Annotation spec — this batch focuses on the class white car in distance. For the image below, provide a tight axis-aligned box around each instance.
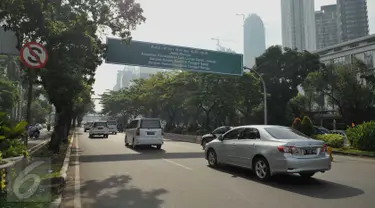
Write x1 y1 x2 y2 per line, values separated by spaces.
107 120 118 135
89 121 110 138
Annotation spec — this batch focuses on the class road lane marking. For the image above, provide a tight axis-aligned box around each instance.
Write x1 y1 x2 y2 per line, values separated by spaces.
162 158 193 170
74 133 82 208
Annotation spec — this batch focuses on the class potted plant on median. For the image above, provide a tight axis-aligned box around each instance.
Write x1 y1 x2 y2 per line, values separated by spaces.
0 112 28 160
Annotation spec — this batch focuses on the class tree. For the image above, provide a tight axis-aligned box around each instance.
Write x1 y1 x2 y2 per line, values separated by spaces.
0 0 146 152
231 73 263 124
301 116 314 136
0 75 19 112
288 94 309 118
100 71 264 134
291 117 303 132
255 46 322 125
30 99 52 124
303 63 375 124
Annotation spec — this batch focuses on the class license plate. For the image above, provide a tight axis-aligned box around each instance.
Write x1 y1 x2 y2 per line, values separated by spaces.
147 131 155 135
302 148 317 155
98 127 103 130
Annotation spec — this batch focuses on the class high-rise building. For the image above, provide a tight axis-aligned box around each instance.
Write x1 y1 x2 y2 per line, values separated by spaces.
121 70 135 88
243 14 266 68
315 5 340 49
121 66 138 88
139 67 164 79
281 0 316 51
112 70 123 91
337 0 369 42
315 0 369 49
0 27 18 56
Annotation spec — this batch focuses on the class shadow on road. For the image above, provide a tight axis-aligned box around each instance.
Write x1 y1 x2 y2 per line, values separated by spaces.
79 149 204 163
63 175 167 208
129 145 167 154
88 136 108 139
214 165 364 199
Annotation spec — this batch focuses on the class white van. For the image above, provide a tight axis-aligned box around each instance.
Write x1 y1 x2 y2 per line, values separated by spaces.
107 120 118 134
89 121 109 138
125 118 164 149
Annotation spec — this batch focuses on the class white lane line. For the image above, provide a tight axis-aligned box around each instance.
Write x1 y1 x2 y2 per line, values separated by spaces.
74 133 82 208
162 158 193 170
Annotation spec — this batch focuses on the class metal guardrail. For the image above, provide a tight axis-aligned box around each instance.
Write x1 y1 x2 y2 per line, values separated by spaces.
164 133 202 144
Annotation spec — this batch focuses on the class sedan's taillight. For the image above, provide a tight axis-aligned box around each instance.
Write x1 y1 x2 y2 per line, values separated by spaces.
277 145 297 154
321 144 328 152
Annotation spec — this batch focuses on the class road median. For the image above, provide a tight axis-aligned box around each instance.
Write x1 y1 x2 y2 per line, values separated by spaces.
164 133 202 144
164 133 375 159
333 148 375 158
0 130 74 208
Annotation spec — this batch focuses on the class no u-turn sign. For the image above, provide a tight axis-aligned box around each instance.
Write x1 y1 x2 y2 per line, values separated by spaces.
20 42 48 69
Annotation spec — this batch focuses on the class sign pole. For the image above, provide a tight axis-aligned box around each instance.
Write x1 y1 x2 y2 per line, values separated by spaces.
24 69 34 147
20 41 49 148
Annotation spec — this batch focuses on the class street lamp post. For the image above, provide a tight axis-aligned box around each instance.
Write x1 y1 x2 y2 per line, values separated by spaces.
243 66 267 125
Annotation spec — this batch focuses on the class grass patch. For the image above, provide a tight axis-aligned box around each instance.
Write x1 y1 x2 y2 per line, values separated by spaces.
0 134 73 207
333 146 375 156
32 135 73 175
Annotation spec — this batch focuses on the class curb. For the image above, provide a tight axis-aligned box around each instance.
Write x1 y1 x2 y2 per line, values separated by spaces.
49 132 75 208
332 150 375 158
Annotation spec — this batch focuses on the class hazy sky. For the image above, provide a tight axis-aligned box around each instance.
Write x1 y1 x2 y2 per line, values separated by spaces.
93 0 375 110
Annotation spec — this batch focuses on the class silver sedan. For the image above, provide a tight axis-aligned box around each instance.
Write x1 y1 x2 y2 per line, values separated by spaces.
204 125 332 180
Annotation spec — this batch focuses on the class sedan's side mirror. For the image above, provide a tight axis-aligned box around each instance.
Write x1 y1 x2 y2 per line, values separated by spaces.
218 135 223 141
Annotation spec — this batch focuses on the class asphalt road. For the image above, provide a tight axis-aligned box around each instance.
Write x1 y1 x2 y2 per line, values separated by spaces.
61 129 375 208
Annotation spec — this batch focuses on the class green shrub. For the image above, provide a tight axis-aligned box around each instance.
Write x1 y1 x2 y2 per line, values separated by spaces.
1 140 27 158
346 121 375 151
301 116 314 136
292 117 302 132
315 134 345 148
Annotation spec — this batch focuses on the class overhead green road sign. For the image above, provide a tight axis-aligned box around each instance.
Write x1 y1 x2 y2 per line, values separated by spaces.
106 38 243 76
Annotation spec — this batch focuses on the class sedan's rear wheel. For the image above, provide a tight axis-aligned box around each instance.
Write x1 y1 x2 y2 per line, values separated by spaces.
254 157 270 181
207 149 218 167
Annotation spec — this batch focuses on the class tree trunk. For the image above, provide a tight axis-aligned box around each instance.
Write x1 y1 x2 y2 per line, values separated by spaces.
49 110 64 153
72 116 77 127
63 111 72 143
77 116 83 126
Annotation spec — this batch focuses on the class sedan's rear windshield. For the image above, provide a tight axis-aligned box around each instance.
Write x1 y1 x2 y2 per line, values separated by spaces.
264 127 309 140
94 122 107 127
140 120 161 129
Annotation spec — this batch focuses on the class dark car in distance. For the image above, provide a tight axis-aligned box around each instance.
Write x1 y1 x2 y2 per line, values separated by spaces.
201 126 232 150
